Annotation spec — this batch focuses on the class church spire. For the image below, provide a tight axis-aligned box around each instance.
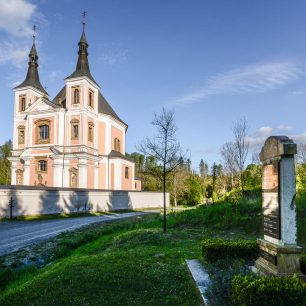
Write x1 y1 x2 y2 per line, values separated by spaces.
66 11 98 86
14 25 48 96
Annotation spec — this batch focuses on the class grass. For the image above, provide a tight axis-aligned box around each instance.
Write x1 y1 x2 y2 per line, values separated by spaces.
0 197 304 306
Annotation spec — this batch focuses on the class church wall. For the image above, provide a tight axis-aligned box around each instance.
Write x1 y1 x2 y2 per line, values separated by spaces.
98 122 106 155
110 163 114 190
111 126 124 154
98 162 107 189
29 158 54 186
121 164 133 190
30 115 55 146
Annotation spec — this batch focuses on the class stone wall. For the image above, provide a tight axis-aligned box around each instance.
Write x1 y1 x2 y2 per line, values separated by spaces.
0 186 170 218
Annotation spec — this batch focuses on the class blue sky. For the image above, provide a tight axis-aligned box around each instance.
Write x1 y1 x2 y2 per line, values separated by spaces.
1 0 306 171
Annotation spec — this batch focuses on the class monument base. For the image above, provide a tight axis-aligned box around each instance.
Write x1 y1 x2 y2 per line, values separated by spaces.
255 239 303 277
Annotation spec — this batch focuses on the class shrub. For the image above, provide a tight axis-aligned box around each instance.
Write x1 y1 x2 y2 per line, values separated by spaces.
0 268 12 288
232 274 306 306
301 254 306 275
202 239 259 262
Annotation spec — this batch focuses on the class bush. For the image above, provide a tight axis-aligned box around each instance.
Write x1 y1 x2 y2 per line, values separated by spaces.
232 274 306 306
0 268 12 288
178 176 203 206
301 254 306 275
202 239 259 262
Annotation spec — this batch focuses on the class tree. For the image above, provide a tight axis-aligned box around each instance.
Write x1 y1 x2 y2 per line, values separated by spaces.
233 118 249 193
220 142 237 189
139 108 184 232
178 176 203 206
0 140 12 185
199 159 209 178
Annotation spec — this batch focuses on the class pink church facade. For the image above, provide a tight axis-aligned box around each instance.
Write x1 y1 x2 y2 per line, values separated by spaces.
9 26 141 191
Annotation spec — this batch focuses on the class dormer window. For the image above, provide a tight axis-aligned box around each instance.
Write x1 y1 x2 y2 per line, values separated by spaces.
114 138 121 152
73 88 80 104
89 90 93 108
19 96 26 112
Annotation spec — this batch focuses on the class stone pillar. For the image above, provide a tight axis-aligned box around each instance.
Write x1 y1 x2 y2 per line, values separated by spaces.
53 158 63 187
255 136 303 276
11 162 17 185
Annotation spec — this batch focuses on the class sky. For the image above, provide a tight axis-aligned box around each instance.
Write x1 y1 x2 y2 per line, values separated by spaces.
1 0 306 171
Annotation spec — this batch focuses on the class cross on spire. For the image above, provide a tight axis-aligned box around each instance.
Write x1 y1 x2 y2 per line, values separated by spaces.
32 24 36 43
82 10 87 31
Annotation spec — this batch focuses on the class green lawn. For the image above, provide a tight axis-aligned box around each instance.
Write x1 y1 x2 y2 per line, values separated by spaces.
0 198 304 306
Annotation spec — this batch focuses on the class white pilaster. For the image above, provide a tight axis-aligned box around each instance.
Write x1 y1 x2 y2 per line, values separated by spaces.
63 159 70 187
114 161 122 190
53 159 63 187
24 160 30 185
11 162 17 185
78 159 87 188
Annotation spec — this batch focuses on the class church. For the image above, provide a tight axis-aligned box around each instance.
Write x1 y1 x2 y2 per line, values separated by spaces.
9 23 141 191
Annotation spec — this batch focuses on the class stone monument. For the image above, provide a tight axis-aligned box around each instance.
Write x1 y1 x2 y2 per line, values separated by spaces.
255 136 303 276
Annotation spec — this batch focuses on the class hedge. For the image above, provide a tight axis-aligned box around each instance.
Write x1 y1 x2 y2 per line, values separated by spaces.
202 239 259 262
232 274 306 306
301 254 306 275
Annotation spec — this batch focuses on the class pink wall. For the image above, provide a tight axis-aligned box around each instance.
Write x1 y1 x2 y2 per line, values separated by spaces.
111 126 123 153
121 164 132 190
98 122 106 155
30 158 53 186
135 180 141 191
98 163 107 189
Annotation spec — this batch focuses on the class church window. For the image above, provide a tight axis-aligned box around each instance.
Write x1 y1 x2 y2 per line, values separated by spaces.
19 96 26 112
125 167 129 179
35 119 51 144
18 125 25 144
70 119 79 140
114 138 121 152
89 90 93 108
88 122 94 142
39 125 49 140
74 88 80 104
37 160 47 172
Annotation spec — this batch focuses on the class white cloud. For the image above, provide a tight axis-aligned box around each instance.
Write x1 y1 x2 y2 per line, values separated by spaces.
291 90 304 96
170 61 304 106
277 125 293 131
0 40 28 68
99 49 128 65
0 0 37 37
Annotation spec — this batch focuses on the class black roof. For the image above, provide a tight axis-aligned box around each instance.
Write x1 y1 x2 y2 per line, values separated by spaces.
108 150 133 161
14 42 48 96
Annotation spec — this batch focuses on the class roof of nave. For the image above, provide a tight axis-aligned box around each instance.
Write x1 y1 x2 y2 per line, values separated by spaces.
108 150 133 162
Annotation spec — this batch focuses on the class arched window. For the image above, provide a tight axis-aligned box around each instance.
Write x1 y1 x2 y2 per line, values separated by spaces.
35 119 51 144
19 96 26 111
74 89 80 104
114 138 121 152
70 119 79 140
125 167 129 179
39 125 49 140
88 91 93 108
38 160 47 172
